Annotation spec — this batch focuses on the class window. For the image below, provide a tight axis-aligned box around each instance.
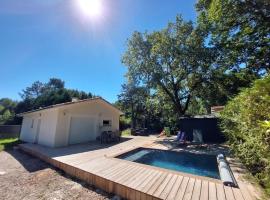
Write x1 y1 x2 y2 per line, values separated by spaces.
31 119 34 128
103 120 111 126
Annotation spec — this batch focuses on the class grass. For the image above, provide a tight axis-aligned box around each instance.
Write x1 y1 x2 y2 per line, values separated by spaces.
0 138 20 151
121 129 131 136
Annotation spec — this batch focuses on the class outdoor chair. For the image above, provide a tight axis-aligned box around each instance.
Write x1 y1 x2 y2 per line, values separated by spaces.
101 131 109 144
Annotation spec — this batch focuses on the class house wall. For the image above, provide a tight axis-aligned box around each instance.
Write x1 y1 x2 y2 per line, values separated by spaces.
20 113 39 143
54 100 120 147
20 109 59 147
37 110 58 147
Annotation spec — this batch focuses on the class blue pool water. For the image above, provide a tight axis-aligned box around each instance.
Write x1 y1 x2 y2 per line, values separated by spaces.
117 148 220 179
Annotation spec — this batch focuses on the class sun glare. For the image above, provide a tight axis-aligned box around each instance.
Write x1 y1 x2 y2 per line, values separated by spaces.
77 0 103 19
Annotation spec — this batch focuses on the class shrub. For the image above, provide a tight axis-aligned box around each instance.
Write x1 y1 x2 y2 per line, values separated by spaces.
164 127 171 137
220 75 270 195
121 129 131 136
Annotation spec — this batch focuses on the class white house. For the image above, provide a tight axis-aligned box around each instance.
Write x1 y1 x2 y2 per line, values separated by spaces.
18 97 123 147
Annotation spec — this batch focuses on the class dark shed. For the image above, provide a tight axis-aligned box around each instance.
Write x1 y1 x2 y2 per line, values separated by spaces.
179 115 225 143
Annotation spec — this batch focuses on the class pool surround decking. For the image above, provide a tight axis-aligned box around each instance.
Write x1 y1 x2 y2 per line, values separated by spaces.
18 136 262 200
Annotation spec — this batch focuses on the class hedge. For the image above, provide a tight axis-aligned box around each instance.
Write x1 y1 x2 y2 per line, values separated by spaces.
220 75 270 195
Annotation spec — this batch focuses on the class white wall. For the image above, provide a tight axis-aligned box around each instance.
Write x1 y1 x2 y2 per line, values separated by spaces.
37 110 58 147
20 99 120 147
20 113 39 143
20 109 59 147
54 99 120 147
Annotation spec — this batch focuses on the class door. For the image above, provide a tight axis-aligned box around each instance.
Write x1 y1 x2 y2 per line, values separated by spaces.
68 116 96 145
35 119 41 144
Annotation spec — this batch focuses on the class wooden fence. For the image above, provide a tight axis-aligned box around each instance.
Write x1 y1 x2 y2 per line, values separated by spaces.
0 125 21 139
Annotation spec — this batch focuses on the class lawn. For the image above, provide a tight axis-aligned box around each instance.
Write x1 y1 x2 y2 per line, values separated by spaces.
0 138 20 151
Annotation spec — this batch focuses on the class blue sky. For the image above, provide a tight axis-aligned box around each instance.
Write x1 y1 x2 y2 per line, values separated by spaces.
0 0 197 103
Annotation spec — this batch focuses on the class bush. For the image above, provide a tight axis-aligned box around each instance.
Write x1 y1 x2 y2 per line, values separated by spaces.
220 75 270 195
121 129 131 136
164 127 171 137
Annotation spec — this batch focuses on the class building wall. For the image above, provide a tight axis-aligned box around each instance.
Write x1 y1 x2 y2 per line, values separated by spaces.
20 110 58 147
54 100 120 147
37 110 58 147
20 114 39 143
20 99 120 147
179 118 225 143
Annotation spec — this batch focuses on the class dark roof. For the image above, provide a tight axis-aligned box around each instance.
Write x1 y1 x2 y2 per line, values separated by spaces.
17 97 123 116
179 114 218 119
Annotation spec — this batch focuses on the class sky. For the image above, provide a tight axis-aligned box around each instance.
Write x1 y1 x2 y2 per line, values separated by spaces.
0 0 197 103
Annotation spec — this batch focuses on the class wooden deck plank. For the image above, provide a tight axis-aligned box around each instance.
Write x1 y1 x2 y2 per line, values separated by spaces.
135 170 162 200
153 173 173 198
224 186 235 200
166 175 183 200
120 166 148 186
238 182 254 200
109 164 139 181
216 184 226 200
191 179 202 200
232 187 244 200
209 182 217 200
90 161 126 178
136 168 161 192
141 171 163 193
105 163 136 181
183 178 195 200
130 166 156 199
96 162 127 177
199 181 208 200
159 174 178 199
147 172 168 195
175 176 190 200
127 166 156 189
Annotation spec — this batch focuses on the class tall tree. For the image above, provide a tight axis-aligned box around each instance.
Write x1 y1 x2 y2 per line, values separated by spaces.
19 81 44 99
122 15 214 117
196 0 270 74
117 82 148 128
0 98 18 124
16 78 93 113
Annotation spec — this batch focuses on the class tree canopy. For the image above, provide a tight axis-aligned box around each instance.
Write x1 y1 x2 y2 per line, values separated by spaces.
15 78 94 114
0 98 18 125
122 16 214 117
196 0 270 74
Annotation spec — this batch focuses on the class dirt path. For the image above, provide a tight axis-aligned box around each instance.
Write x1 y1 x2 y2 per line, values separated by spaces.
0 149 112 200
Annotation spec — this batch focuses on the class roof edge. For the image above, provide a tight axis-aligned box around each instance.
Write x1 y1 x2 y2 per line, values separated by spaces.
17 97 123 117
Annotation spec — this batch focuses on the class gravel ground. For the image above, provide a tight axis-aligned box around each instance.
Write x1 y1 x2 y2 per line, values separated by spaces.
0 148 112 200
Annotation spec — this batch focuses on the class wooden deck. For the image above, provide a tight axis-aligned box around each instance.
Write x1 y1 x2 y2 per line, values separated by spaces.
19 136 261 200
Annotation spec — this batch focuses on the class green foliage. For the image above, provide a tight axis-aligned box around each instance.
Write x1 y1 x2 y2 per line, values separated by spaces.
16 78 93 113
121 129 131 136
0 98 18 125
117 82 149 128
220 75 270 194
164 127 171 137
122 15 214 117
119 115 131 130
196 0 270 74
0 138 20 151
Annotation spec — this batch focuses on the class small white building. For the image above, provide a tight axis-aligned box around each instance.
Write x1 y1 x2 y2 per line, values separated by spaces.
18 97 123 147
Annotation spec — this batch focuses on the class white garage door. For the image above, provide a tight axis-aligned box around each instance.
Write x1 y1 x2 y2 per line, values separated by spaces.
68 116 96 145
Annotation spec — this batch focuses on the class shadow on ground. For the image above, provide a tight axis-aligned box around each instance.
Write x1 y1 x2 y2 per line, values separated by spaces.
1 149 111 199
153 137 231 155
6 148 50 172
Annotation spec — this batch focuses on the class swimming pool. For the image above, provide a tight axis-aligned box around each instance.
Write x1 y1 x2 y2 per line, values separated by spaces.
116 147 220 179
